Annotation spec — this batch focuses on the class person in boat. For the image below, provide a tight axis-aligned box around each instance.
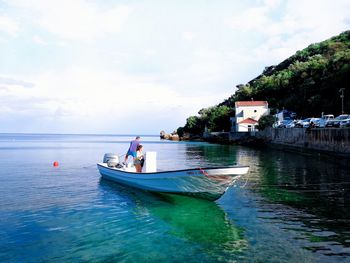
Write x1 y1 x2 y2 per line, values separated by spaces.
134 144 144 172
124 136 141 164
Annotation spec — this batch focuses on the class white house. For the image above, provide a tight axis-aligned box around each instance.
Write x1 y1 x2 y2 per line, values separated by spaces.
230 101 269 132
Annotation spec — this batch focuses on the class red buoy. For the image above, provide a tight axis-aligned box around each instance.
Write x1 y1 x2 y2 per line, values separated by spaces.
53 161 59 167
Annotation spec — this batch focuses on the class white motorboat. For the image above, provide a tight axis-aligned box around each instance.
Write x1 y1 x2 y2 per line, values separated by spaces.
97 152 249 201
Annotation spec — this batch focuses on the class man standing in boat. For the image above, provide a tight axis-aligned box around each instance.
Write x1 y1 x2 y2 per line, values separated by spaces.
124 136 141 164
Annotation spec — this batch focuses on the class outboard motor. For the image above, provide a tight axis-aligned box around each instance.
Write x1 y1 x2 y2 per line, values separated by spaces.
103 153 119 167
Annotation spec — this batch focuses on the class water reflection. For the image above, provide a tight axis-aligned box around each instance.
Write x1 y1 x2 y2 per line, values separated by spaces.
186 144 350 259
98 180 247 256
189 143 350 217
250 149 350 216
250 150 350 258
149 194 246 249
184 144 240 167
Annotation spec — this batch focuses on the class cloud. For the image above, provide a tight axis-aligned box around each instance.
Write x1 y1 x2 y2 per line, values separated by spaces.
0 77 35 88
228 0 350 37
227 0 350 64
226 2 300 38
284 0 350 38
32 35 48 45
0 15 19 36
261 0 283 8
0 68 222 133
183 31 196 41
7 0 132 41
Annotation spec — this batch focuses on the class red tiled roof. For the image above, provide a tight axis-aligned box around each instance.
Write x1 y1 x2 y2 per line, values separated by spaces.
238 118 258 124
235 101 268 107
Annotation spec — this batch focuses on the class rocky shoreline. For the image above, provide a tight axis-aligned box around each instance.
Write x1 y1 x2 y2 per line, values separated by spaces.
160 130 233 143
159 130 203 141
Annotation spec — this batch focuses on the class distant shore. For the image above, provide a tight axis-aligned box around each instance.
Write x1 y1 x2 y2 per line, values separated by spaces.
161 128 350 158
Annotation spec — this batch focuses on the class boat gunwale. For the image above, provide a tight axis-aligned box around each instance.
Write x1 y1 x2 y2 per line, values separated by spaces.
97 163 249 175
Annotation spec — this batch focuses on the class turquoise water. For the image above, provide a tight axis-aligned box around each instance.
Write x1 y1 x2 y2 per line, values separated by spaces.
1 134 350 262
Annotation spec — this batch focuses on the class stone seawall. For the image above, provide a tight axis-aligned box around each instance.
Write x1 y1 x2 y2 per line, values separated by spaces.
197 129 350 157
203 132 230 143
258 128 350 156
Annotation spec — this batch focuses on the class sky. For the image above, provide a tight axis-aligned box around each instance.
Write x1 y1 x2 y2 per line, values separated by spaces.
0 0 349 134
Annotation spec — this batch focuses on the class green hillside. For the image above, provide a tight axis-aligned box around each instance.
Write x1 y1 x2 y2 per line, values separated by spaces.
178 30 350 136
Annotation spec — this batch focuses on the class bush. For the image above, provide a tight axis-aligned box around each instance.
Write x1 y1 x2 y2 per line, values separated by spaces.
257 115 276 131
177 127 184 137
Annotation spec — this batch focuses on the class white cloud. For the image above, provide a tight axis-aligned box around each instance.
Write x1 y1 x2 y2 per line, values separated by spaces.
0 15 19 36
226 3 298 37
228 0 350 37
0 77 34 88
32 35 48 45
0 68 222 133
262 0 283 8
227 6 268 32
183 31 196 41
144 49 156 57
227 0 350 64
7 0 132 41
284 0 350 39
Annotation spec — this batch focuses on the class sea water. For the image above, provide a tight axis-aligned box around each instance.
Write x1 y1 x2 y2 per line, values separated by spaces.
1 134 350 262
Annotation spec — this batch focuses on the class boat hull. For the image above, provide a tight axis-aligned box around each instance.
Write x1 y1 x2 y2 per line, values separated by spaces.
97 163 249 201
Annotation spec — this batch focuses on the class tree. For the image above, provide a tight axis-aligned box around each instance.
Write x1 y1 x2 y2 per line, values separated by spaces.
208 105 232 132
183 116 203 135
257 115 276 131
176 126 184 137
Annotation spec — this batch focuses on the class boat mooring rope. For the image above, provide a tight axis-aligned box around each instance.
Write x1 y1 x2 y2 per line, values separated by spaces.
199 167 209 177
241 174 250 188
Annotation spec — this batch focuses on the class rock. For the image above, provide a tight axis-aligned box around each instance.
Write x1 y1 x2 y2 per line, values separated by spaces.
181 133 191 140
160 130 166 139
160 131 180 141
170 134 179 141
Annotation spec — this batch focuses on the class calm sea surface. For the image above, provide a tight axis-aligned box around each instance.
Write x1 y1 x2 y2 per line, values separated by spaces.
1 134 350 262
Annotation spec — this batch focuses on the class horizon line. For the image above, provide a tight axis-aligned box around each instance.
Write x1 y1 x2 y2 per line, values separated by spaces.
0 132 159 137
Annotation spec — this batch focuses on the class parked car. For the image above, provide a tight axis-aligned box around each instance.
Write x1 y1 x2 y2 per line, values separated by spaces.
286 120 297 128
301 118 312 128
340 118 350 128
322 114 334 121
294 118 313 128
309 115 333 128
308 118 320 128
277 119 294 128
294 119 304 128
315 118 327 128
326 114 350 127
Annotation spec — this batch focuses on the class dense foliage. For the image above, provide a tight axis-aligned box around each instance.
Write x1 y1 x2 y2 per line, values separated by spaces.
178 106 234 135
178 31 350 135
257 115 277 130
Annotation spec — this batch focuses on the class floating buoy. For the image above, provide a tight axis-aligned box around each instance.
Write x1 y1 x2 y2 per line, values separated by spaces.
53 161 59 167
